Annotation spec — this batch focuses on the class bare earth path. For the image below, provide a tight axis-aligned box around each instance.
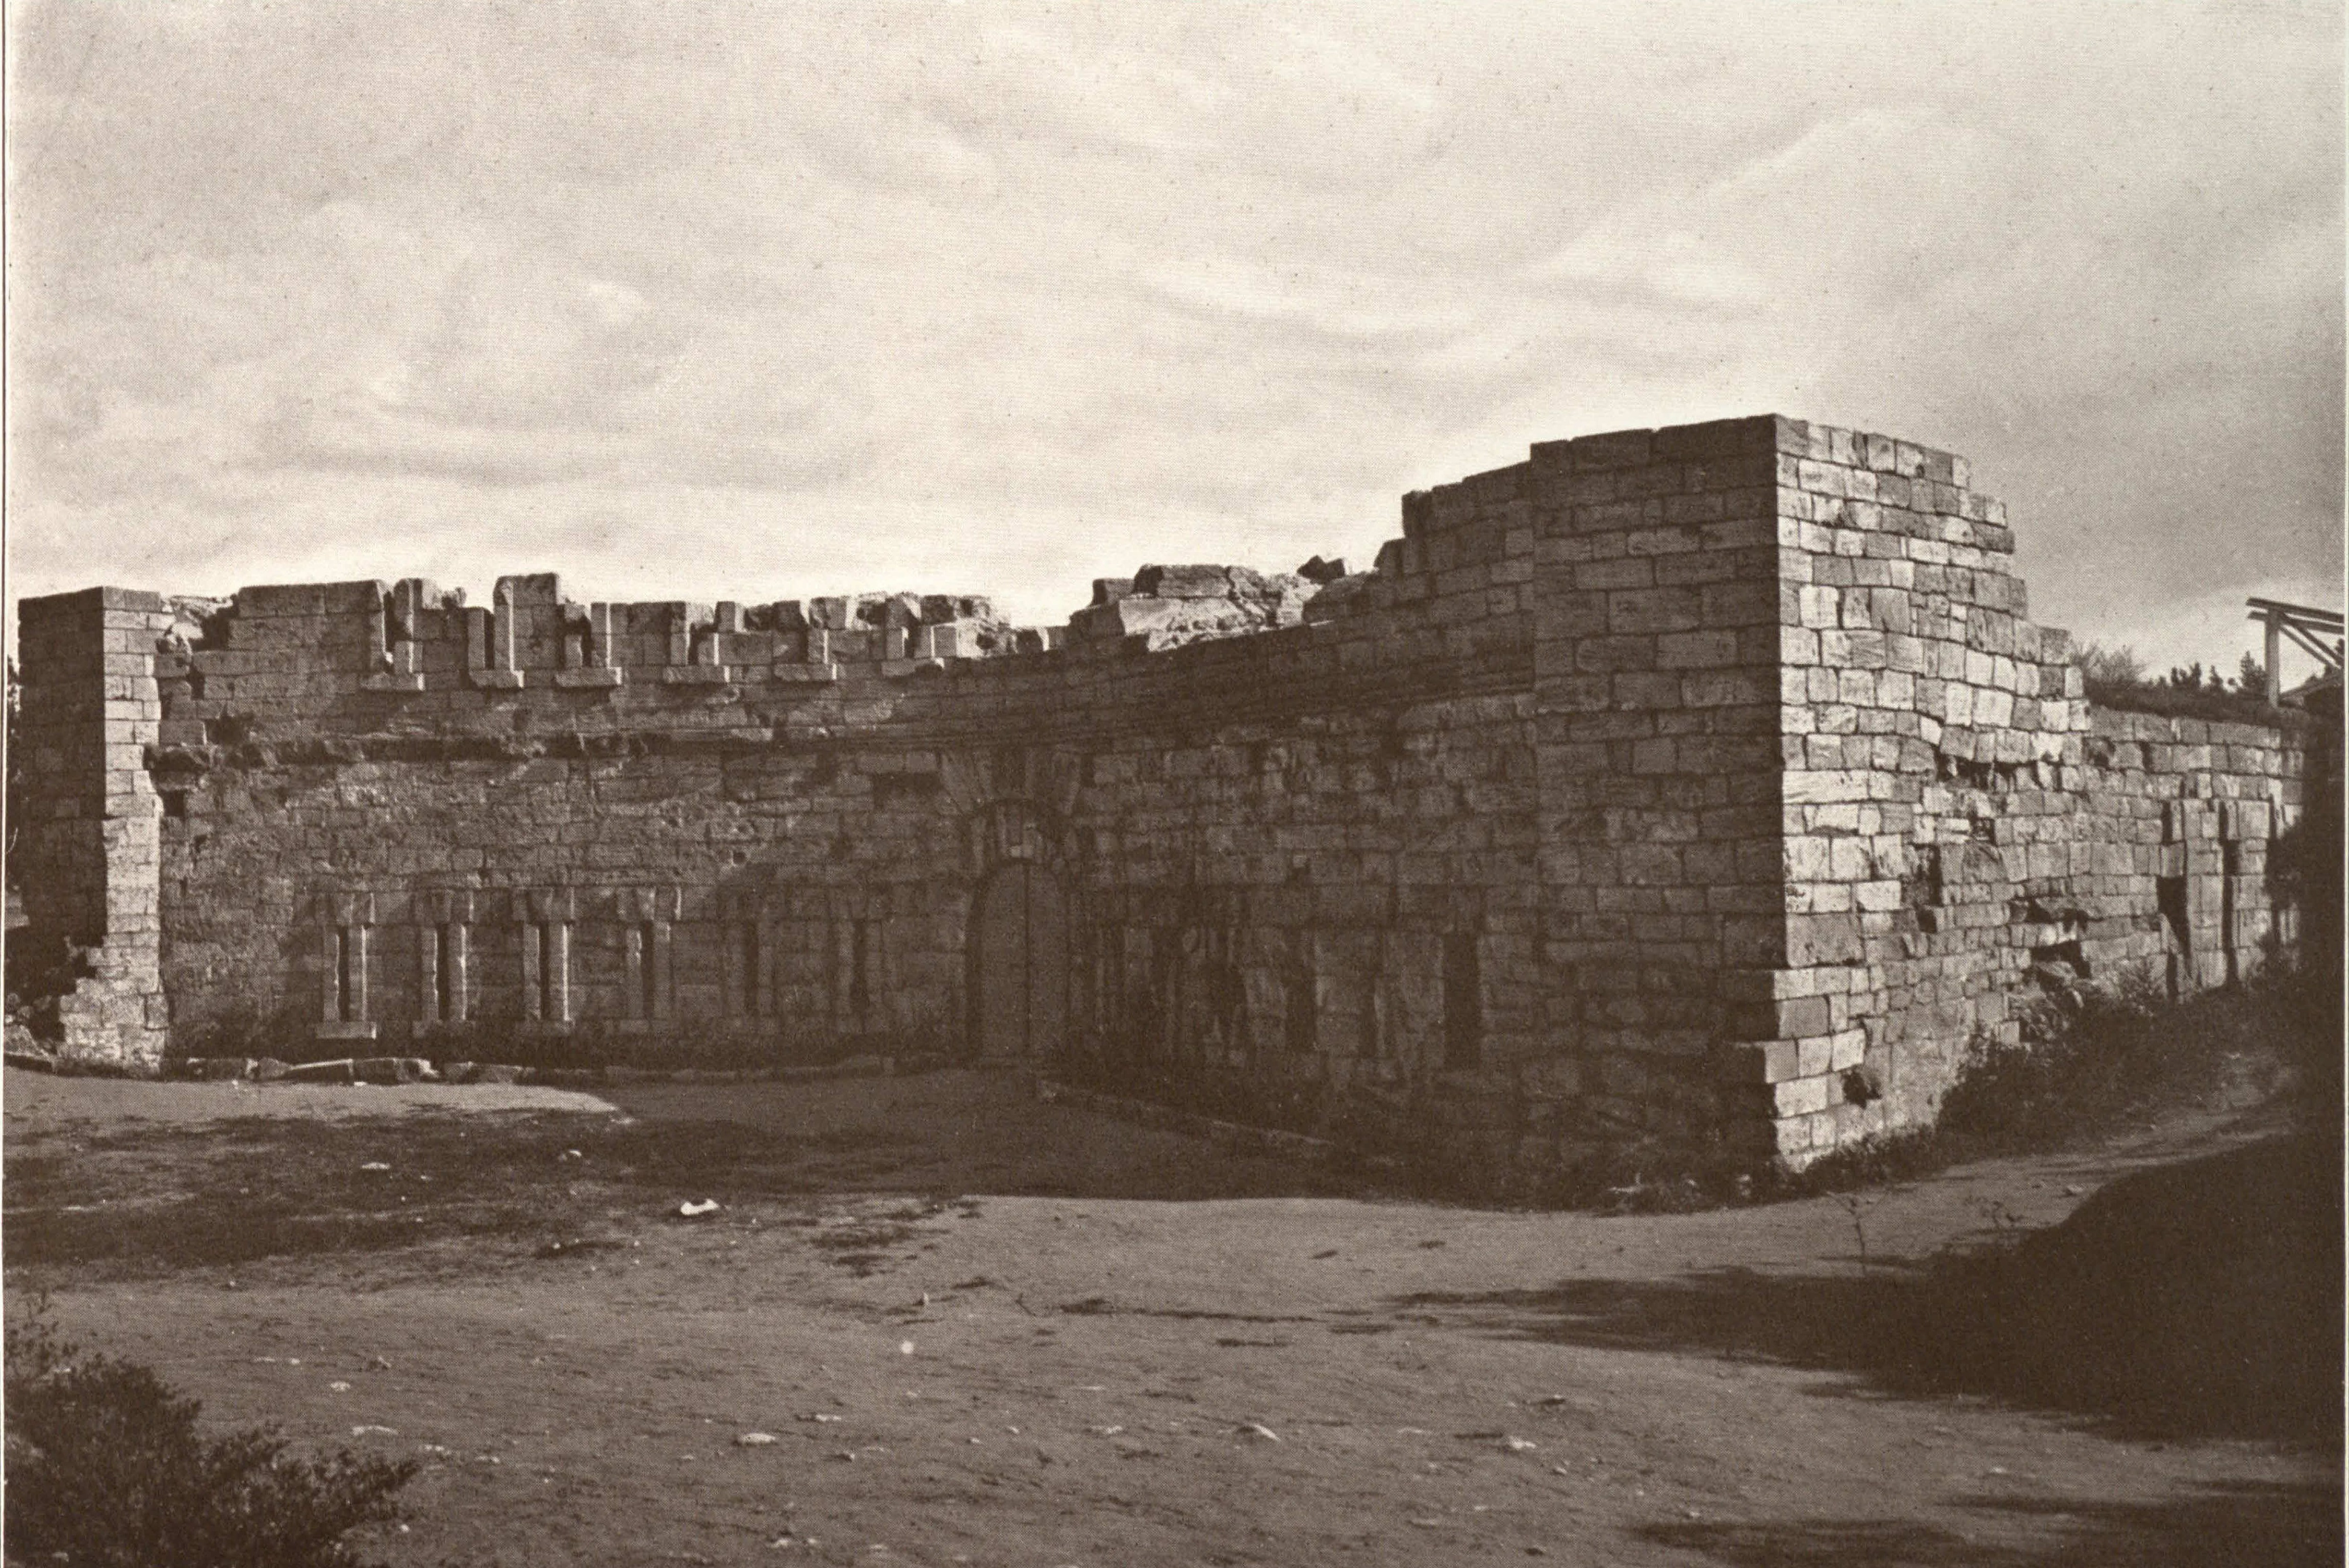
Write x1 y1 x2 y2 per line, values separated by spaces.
5 1067 2336 1566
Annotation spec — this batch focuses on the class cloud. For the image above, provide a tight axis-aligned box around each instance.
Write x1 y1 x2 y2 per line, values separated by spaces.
1145 256 1473 345
5 1 2339 668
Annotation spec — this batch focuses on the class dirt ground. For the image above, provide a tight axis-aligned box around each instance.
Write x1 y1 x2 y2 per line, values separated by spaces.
4 1066 2338 1567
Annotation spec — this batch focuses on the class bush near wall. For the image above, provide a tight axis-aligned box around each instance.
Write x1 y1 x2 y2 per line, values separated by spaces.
5 1306 418 1568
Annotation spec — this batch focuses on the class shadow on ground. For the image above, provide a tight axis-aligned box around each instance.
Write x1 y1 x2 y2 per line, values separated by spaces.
3 1070 1358 1280
1402 1132 2343 1447
1638 1478 2339 1568
588 1069 1366 1204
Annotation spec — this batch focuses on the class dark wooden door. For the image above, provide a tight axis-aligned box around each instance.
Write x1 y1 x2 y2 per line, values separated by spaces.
973 863 1068 1060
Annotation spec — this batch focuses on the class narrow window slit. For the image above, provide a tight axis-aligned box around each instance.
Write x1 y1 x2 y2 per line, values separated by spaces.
537 924 556 1020
640 922 660 1018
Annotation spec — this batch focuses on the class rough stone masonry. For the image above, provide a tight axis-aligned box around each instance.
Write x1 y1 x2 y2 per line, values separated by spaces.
11 415 2319 1182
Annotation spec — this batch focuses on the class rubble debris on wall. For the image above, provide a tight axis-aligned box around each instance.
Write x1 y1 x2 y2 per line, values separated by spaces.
12 415 2320 1185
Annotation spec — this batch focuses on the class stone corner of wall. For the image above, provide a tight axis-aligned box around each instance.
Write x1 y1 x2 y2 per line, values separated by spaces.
18 584 171 620
1521 413 1825 486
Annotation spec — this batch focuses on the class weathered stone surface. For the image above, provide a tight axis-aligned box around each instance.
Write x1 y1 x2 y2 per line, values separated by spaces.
10 414 2320 1191
1070 594 1272 648
1133 564 1233 599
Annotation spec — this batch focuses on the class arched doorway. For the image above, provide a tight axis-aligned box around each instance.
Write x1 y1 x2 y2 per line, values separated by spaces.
971 861 1069 1060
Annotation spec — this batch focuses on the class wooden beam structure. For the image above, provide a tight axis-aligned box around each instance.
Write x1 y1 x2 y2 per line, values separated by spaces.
2246 597 2344 705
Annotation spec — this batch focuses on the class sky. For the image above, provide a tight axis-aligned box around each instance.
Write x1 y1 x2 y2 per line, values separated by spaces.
7 0 2342 683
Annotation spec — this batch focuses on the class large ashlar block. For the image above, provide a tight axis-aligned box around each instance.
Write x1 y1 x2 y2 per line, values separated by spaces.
11 415 2315 1186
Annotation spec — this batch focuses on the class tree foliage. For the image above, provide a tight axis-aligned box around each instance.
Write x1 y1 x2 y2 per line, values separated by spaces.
2075 642 2294 724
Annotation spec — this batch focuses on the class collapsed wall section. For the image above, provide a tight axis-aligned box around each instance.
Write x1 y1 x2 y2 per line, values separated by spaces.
12 412 2321 1186
109 533 1548 1192
1069 457 1545 1183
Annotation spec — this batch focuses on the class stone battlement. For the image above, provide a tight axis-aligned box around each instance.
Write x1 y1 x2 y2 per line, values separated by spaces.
13 414 2322 1185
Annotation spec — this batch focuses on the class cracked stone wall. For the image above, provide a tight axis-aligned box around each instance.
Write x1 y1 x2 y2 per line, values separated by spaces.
1752 423 2311 1160
12 414 2316 1181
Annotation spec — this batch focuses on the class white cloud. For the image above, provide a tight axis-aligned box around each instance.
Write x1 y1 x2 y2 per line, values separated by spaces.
5 1 2339 669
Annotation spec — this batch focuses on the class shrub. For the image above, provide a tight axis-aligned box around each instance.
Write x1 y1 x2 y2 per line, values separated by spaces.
1711 963 2335 1208
4 930 91 1047
1940 963 2333 1150
2074 641 2307 728
2081 675 2304 728
2075 641 2148 687
5 1304 418 1568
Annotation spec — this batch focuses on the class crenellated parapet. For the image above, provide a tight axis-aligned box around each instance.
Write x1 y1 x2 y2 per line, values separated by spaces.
14 414 2325 1189
159 575 1044 728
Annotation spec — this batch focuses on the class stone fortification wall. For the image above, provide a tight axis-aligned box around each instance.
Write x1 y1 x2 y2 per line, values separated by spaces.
1757 425 2308 1158
1521 422 1791 1169
118 497 1554 1193
13 413 2320 1184
2076 708 2307 991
